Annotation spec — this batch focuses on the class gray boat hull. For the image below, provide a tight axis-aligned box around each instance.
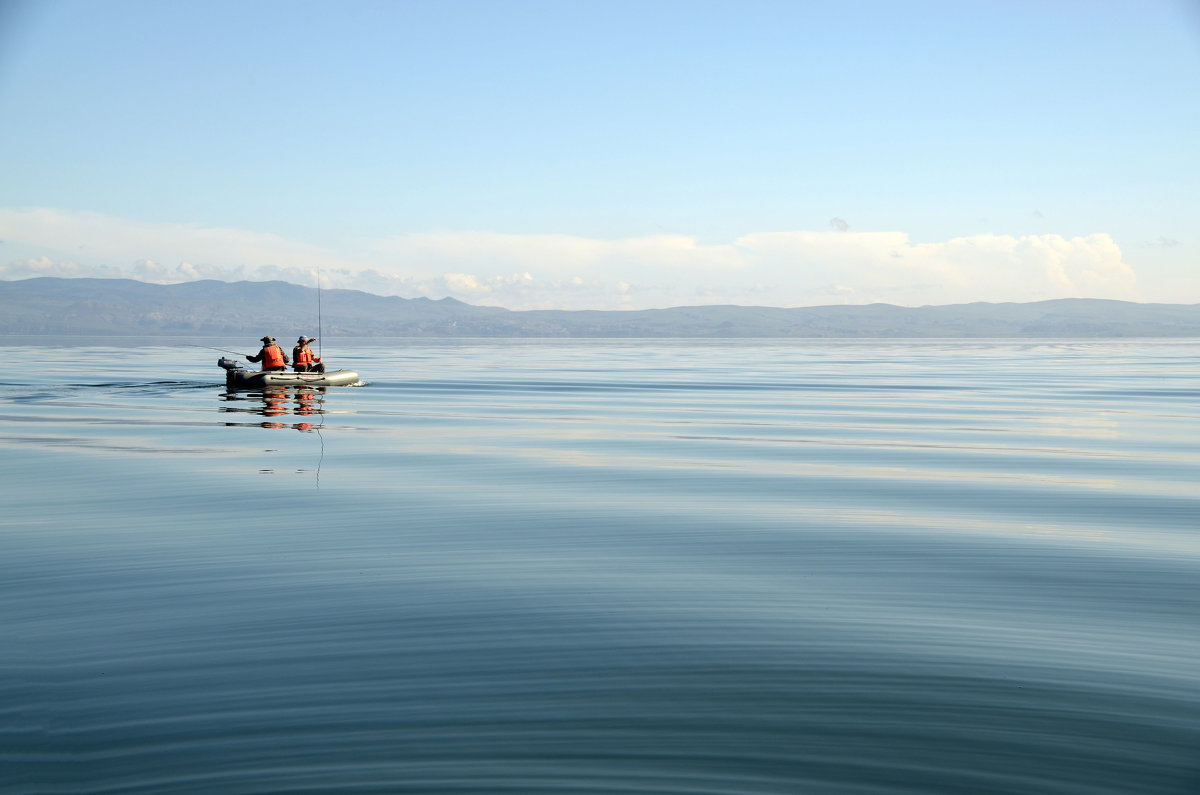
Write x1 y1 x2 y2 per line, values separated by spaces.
219 358 360 388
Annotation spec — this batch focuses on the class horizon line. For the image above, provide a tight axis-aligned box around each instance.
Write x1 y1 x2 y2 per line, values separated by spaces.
4 275 1196 312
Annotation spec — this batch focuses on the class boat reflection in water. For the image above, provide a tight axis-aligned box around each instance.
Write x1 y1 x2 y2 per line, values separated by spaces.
220 385 326 430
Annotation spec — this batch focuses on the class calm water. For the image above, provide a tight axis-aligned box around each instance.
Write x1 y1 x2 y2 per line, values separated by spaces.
1 338 1198 794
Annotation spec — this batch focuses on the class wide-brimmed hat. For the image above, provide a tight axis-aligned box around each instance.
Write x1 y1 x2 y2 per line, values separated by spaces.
261 336 275 343
297 336 310 343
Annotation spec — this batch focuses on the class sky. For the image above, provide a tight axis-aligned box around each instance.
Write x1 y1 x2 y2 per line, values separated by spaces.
0 0 1197 310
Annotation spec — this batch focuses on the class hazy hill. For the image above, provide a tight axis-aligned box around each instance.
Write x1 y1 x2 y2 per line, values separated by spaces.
3 277 1200 338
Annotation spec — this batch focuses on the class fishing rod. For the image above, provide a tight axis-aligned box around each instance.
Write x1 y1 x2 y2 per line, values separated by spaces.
186 344 253 358
316 265 323 361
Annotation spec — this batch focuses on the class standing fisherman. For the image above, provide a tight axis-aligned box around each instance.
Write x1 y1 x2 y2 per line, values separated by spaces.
247 336 289 371
292 336 324 373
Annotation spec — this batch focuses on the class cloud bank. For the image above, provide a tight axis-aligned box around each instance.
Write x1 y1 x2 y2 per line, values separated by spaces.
0 207 1144 310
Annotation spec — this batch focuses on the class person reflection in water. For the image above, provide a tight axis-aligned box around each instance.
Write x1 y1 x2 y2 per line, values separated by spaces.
247 336 289 371
292 336 324 373
294 389 318 431
296 390 317 415
261 387 287 428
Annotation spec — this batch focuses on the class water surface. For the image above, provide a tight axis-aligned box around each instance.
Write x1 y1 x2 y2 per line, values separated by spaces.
2 339 1198 793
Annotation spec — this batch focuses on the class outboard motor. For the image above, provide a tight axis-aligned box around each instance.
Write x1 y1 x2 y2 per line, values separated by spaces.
218 357 242 371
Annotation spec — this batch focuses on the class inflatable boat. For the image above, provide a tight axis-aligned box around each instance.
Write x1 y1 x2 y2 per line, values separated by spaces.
219 358 361 388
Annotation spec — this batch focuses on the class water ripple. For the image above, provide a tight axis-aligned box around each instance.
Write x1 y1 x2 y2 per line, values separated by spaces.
1 340 1198 793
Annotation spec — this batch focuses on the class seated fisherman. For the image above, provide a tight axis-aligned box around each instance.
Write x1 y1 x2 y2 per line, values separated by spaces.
247 336 289 371
292 336 325 373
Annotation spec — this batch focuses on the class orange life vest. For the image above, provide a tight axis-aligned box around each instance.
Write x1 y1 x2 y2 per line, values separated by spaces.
294 346 313 366
261 344 286 370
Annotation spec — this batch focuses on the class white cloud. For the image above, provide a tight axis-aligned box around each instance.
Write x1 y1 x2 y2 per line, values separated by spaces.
0 206 1151 310
735 230 1138 305
1146 236 1181 248
0 207 378 286
443 273 484 294
3 255 94 278
366 231 744 274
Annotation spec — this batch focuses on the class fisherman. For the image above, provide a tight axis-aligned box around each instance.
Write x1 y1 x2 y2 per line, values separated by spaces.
292 336 325 373
247 336 289 371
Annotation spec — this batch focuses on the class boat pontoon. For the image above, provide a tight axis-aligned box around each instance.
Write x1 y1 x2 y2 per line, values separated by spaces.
219 358 361 388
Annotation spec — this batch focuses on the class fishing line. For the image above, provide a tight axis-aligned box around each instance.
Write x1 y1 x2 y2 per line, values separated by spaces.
311 271 328 489
315 414 325 490
186 344 252 357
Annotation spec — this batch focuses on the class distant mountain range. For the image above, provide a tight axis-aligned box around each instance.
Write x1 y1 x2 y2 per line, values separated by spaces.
3 277 1200 338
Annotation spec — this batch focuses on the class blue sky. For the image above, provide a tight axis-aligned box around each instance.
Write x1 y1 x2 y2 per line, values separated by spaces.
1 0 1197 309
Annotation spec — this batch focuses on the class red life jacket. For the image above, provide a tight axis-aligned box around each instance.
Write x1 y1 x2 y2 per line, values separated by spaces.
294 346 313 366
261 344 286 370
